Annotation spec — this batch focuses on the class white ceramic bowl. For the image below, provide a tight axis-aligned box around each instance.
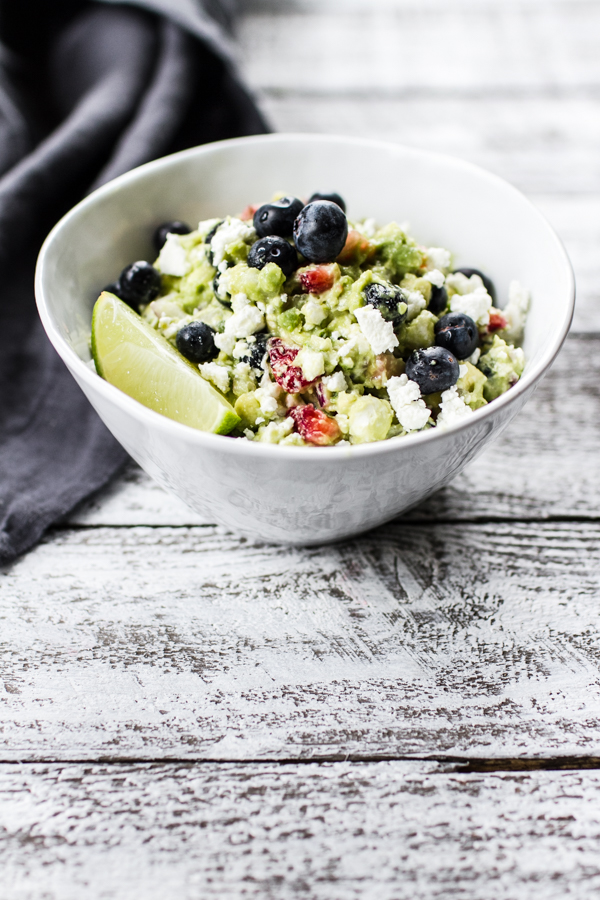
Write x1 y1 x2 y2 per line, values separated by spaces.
35 134 574 544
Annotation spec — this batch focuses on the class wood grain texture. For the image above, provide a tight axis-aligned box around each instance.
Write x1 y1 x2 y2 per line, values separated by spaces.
69 336 600 527
2 760 600 899
3 520 600 761
238 2 600 92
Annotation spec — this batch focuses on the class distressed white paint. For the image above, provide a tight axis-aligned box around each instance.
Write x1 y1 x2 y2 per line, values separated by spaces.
2 521 600 760
2 761 600 899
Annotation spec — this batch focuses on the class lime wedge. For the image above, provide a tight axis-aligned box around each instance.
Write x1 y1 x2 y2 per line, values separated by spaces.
91 292 240 435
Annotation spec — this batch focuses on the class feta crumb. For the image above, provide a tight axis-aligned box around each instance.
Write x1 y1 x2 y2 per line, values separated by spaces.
233 340 249 360
450 286 492 326
213 332 235 356
445 272 484 295
301 298 327 327
459 364 468 379
199 362 230 394
231 292 250 313
354 305 399 354
426 247 451 272
387 374 430 432
422 268 445 288
436 385 473 429
224 305 265 338
156 233 189 277
467 347 481 365
243 428 255 440
255 417 265 425
254 385 279 415
322 371 347 393
295 348 325 382
405 290 427 320
360 218 377 238
210 217 255 268
502 280 530 343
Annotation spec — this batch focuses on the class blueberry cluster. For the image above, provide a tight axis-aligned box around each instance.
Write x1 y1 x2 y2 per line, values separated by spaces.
247 193 349 276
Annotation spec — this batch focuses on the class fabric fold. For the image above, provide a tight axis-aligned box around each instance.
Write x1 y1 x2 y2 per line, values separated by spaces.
0 0 269 566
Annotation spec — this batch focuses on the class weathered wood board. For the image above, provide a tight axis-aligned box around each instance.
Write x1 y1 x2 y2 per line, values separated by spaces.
69 336 599 527
3 520 600 761
2 760 600 900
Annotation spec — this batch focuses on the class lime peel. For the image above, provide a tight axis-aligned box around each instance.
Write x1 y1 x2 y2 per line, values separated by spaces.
91 292 240 435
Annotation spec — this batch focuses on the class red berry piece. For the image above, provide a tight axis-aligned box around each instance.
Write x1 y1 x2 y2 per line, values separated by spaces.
488 310 507 332
287 405 342 446
267 338 314 393
299 264 336 294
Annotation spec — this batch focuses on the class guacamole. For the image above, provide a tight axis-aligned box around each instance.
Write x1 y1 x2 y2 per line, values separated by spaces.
97 194 529 445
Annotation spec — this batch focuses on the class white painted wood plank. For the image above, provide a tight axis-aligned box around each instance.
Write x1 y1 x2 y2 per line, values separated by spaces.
69 336 600 526
3 521 600 761
238 3 600 92
2 761 600 899
253 94 600 196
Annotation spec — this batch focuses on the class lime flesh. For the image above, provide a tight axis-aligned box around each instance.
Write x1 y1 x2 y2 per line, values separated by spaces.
91 292 240 435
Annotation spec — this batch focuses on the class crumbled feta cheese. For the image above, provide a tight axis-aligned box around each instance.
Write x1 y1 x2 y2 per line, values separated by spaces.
199 362 230 394
467 347 481 365
354 305 398 354
231 292 250 312
301 298 327 327
322 371 347 393
224 305 265 338
426 247 451 272
405 290 427 320
156 233 189 277
243 428 255 440
295 348 325 382
436 385 473 429
450 286 492 326
445 272 484 295
502 280 530 343
254 388 279 415
213 332 235 356
387 374 430 432
210 217 255 268
422 268 445 288
233 340 249 360
360 218 377 238
459 364 468 379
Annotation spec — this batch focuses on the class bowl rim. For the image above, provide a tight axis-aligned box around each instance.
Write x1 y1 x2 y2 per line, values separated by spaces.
35 132 576 462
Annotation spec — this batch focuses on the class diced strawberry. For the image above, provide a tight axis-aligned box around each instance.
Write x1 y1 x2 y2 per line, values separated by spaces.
268 337 314 393
299 264 336 294
239 204 258 221
287 405 342 446
488 310 507 332
336 229 375 265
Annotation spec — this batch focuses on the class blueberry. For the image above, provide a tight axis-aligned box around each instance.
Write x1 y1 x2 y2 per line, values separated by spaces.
308 192 346 213
453 267 495 302
175 321 218 364
293 200 348 264
428 284 448 316
117 261 162 308
434 312 479 360
405 346 460 395
253 197 304 238
240 333 269 372
247 236 298 277
364 282 407 326
153 220 191 253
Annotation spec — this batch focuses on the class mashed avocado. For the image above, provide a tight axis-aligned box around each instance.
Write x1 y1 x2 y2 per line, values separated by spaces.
118 196 530 446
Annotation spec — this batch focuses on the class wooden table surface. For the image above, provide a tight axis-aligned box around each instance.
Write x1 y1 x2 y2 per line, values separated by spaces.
3 1 600 896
